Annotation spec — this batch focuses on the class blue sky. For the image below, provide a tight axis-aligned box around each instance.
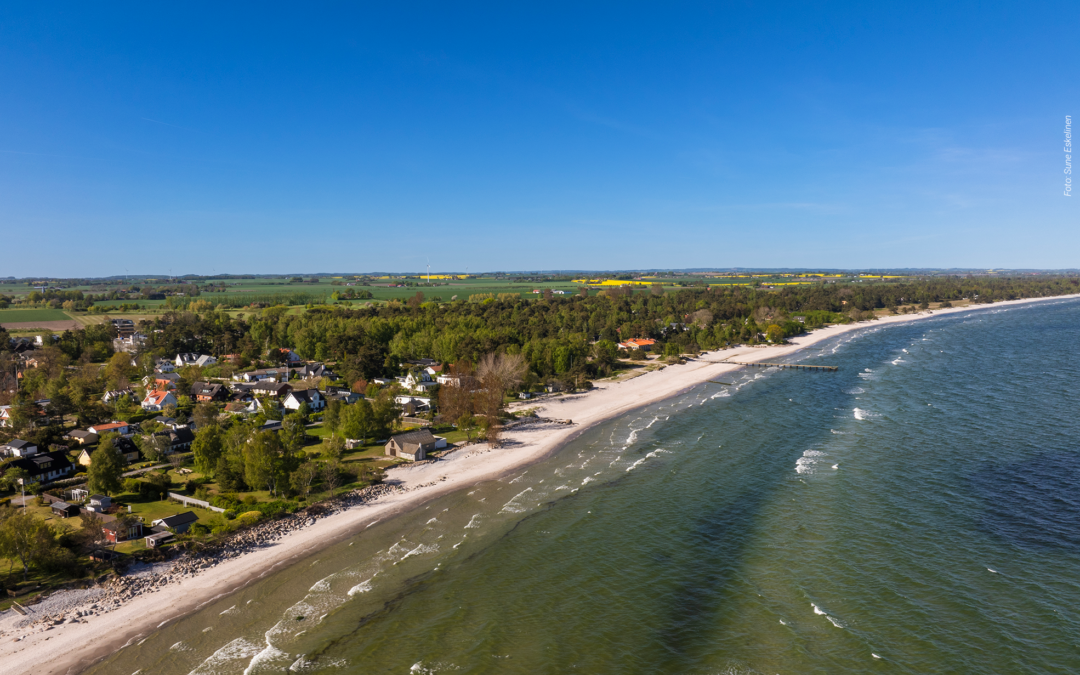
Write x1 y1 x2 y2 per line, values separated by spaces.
1 2 1075 276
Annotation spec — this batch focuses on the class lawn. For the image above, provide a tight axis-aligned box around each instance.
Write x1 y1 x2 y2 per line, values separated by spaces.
0 308 72 322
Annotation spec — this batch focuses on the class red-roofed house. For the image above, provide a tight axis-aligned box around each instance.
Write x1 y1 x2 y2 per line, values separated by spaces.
88 421 131 435
618 338 657 351
141 390 178 412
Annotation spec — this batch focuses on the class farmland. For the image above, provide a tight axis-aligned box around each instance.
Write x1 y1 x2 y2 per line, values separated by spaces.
0 308 72 322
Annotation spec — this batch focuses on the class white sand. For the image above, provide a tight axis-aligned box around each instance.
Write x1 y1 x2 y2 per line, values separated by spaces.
3 293 1077 675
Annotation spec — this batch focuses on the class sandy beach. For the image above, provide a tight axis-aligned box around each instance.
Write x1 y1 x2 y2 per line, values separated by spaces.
3 293 1078 675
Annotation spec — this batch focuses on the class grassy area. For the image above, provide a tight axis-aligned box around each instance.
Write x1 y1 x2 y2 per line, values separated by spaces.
0 308 73 322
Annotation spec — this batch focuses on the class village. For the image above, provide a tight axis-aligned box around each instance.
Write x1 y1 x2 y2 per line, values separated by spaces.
0 310 682 613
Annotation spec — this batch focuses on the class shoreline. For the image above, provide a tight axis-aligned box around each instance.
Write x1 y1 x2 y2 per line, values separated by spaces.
4 293 1079 675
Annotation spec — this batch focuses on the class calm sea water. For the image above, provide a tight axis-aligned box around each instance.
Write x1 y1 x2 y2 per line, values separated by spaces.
87 299 1080 675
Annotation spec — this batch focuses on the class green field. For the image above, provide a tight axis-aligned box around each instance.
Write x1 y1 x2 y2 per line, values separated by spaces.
0 308 72 322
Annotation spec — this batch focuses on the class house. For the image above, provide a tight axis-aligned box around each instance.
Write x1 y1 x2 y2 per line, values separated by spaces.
154 359 176 373
142 390 178 411
88 421 131 435
292 363 336 380
149 372 181 390
176 353 217 368
278 348 302 363
102 389 136 404
394 395 431 411
424 364 445 377
110 319 136 338
403 371 438 392
436 374 462 386
104 519 144 543
518 392 533 400
618 338 657 351
232 368 285 383
65 430 99 446
322 389 360 405
78 436 140 467
385 429 443 461
282 389 325 411
224 400 259 415
190 382 227 402
51 501 80 518
145 531 174 548
1 439 38 457
152 511 198 534
88 494 112 512
251 382 292 398
149 428 195 453
9 450 74 484
0 405 10 427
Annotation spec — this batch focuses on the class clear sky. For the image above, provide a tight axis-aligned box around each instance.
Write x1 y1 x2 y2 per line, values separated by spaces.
1 2 1076 277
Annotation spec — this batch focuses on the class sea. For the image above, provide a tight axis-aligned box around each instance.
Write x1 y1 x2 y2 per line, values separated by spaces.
86 298 1080 674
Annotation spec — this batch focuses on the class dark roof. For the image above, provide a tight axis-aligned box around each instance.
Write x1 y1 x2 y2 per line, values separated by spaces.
171 427 195 444
190 382 225 397
287 389 320 403
67 430 97 439
90 494 109 501
10 450 72 477
389 429 437 446
157 512 198 528
5 439 33 449
51 501 74 510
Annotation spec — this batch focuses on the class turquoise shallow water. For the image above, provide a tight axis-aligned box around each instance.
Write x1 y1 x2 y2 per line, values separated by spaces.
87 299 1080 674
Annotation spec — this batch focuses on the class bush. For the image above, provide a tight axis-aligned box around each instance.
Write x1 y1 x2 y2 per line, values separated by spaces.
237 511 263 527
184 480 198 494
243 495 258 506
188 522 211 536
223 510 236 520
123 478 141 494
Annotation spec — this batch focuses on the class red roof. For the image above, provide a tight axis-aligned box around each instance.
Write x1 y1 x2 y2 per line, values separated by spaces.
145 390 171 404
92 422 127 431
624 338 656 347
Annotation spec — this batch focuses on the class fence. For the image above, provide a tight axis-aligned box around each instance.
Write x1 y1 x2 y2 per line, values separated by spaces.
401 417 432 427
168 492 226 513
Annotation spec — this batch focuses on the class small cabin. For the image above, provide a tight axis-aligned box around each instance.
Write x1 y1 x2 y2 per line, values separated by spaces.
51 501 80 518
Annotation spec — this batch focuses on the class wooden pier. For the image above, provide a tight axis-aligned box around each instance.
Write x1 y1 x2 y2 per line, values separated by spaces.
729 361 838 372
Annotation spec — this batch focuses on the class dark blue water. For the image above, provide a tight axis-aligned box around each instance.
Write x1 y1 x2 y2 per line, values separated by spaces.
86 299 1080 674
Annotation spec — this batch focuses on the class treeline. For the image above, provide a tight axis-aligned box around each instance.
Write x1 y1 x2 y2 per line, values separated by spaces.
110 275 1076 386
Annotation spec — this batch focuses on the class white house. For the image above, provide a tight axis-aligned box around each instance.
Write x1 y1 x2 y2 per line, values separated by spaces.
403 371 438 392
282 389 325 412
1 439 38 458
394 394 431 408
176 353 217 368
436 374 461 386
141 390 178 411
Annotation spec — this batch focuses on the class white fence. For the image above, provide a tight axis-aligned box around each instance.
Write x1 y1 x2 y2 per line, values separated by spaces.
168 492 226 513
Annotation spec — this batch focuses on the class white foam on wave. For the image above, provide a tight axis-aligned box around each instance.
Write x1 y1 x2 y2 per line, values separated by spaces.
646 448 670 458
189 638 263 675
426 517 439 524
830 429 847 434
500 487 534 513
582 476 595 485
308 577 332 593
811 603 844 628
219 604 237 616
464 514 482 529
243 642 291 674
626 458 647 472
398 543 438 563
854 408 868 420
872 653 882 659
348 579 373 595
